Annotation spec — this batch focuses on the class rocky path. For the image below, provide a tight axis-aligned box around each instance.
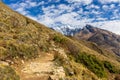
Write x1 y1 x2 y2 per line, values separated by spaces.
18 53 65 80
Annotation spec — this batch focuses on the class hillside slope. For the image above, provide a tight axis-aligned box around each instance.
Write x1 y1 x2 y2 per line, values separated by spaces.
0 2 120 80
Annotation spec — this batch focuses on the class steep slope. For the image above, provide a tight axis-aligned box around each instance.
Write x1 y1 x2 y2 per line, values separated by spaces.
0 2 120 80
74 25 120 59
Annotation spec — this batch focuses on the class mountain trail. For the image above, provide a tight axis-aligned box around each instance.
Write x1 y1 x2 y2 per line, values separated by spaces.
16 53 65 80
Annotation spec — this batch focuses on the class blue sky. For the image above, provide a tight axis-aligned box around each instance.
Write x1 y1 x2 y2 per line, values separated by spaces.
2 0 120 34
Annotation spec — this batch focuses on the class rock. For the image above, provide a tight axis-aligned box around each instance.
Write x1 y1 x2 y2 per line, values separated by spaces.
48 76 53 80
0 61 9 66
6 60 14 65
115 75 120 80
21 60 24 64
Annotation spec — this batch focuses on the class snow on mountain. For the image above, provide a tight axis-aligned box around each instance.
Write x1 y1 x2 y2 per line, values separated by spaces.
51 24 81 36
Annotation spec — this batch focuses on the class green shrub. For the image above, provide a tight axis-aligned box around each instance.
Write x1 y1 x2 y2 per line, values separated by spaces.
103 61 118 73
0 47 8 59
53 35 65 43
76 52 106 78
0 65 20 80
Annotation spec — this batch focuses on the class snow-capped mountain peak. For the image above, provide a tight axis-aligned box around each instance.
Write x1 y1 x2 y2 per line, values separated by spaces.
51 24 81 36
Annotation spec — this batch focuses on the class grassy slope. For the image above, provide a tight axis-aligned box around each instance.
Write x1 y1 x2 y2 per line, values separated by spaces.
0 2 120 80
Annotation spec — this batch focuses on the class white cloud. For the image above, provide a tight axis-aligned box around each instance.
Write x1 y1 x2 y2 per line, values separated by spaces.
16 7 28 15
58 4 74 12
85 4 100 9
112 9 120 19
96 17 107 21
47 0 60 3
102 4 116 11
8 0 120 35
38 3 93 27
54 12 79 24
26 15 37 21
9 0 41 10
66 0 93 5
91 20 120 34
55 0 60 2
102 5 109 10
38 1 45 5
39 4 120 35
39 16 54 26
77 8 83 14
91 10 102 15
99 0 120 4
28 2 37 7
110 4 115 8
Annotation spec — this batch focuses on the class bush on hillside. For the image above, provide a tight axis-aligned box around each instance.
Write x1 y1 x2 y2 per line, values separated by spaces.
0 65 20 80
76 52 106 78
53 35 65 43
103 61 118 73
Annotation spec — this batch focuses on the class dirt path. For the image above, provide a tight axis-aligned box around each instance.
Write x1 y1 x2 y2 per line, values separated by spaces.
17 53 65 80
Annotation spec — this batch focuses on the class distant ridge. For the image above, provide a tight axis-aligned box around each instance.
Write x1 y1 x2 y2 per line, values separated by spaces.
74 24 120 57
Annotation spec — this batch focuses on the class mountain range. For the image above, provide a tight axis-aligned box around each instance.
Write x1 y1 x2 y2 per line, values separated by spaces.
51 24 81 36
0 2 120 80
74 25 120 58
53 24 120 60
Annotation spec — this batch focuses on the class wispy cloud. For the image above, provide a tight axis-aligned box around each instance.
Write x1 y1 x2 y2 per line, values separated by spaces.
99 0 120 4
66 0 93 5
91 20 120 34
5 0 120 34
